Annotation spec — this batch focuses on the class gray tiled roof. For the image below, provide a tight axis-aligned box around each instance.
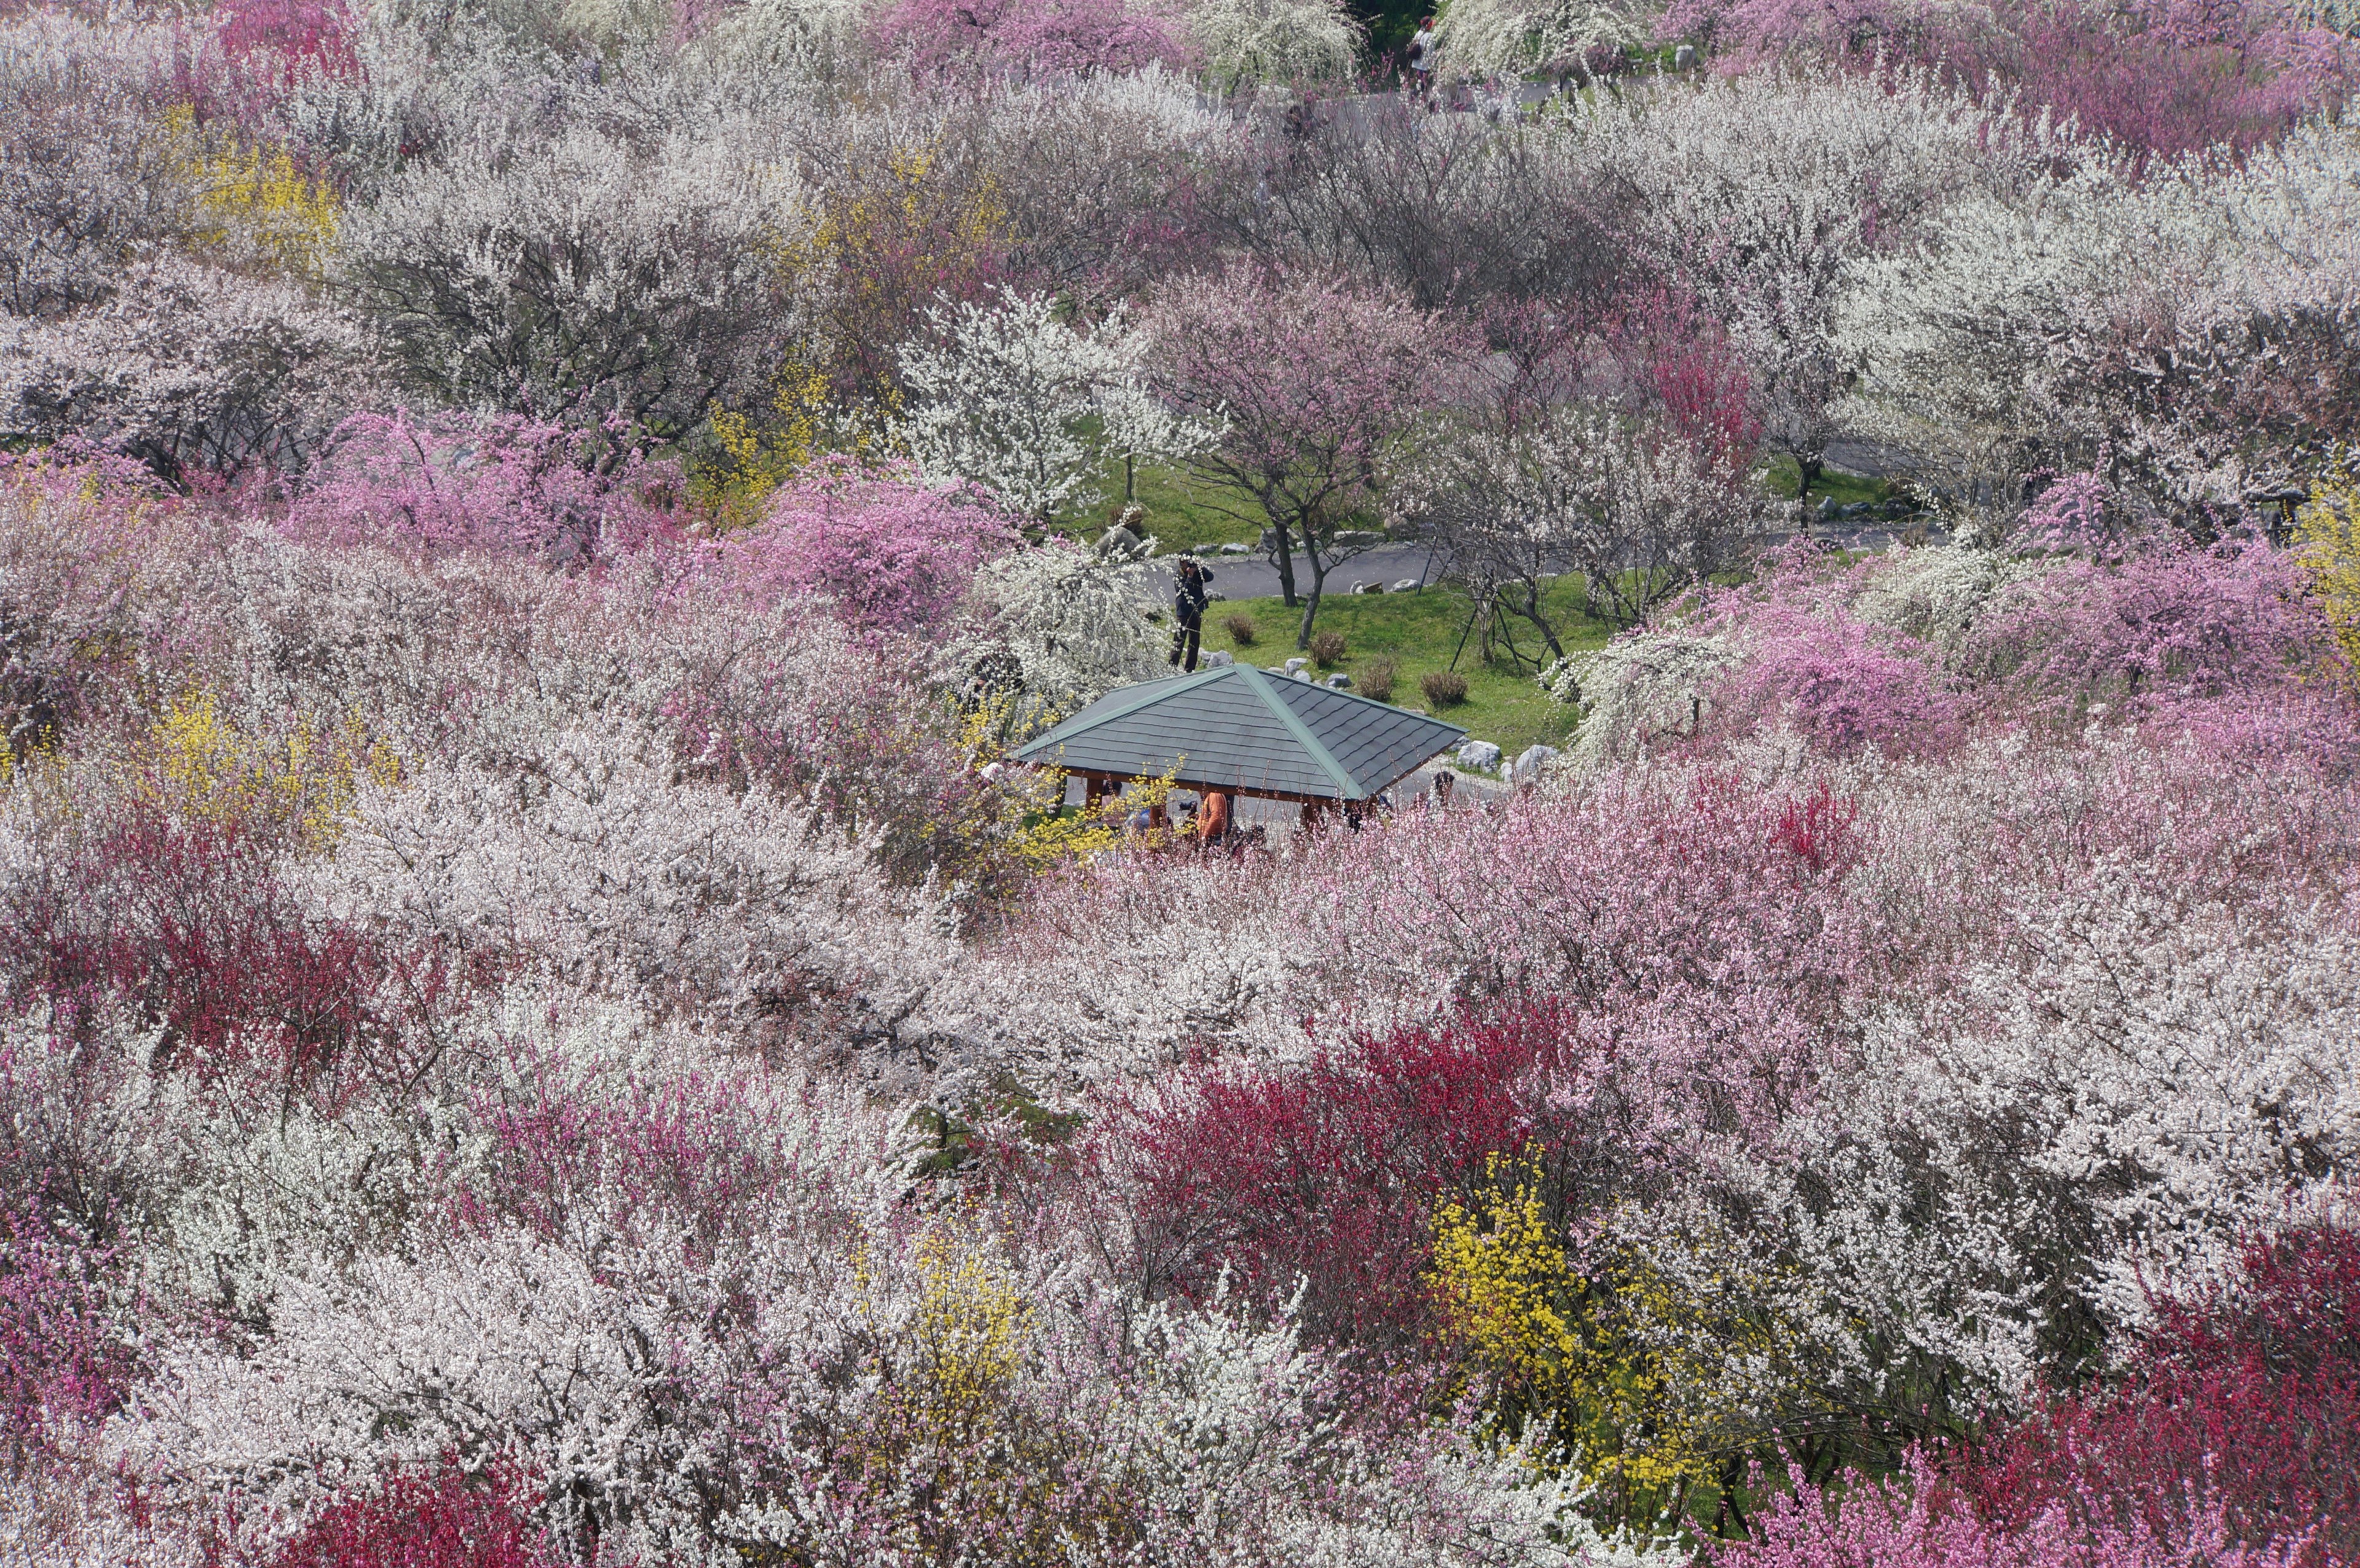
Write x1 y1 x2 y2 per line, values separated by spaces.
1013 666 1467 801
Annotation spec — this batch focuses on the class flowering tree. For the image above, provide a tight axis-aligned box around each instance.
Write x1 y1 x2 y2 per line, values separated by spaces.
1432 0 1661 79
945 541 1167 734
1 256 370 484
1182 0 1363 90
289 409 686 560
1146 263 1469 648
895 290 1207 523
726 453 1021 636
0 15 195 319
340 120 800 445
870 0 1191 77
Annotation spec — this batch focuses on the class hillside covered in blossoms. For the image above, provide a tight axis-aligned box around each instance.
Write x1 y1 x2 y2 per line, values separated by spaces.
2 0 2358 1561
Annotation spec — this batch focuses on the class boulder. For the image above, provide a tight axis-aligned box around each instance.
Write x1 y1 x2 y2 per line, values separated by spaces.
1511 743 1559 781
1391 579 1422 594
1219 542 1251 555
1351 580 1383 594
1455 740 1503 770
1674 42 1697 69
1203 649 1234 667
1324 672 1351 689
1284 657 1310 673
1331 529 1383 548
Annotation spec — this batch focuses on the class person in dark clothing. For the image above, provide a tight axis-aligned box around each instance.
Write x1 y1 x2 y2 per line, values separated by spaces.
1170 557 1213 672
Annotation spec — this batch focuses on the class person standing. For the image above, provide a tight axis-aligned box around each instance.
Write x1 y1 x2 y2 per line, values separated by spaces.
1198 788 1231 847
1170 557 1213 672
1406 17 1437 108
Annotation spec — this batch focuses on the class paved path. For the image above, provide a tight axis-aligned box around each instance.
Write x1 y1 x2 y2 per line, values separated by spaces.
1176 543 1444 603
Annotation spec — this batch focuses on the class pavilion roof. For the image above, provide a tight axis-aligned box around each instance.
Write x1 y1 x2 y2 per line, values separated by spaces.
1012 665 1467 802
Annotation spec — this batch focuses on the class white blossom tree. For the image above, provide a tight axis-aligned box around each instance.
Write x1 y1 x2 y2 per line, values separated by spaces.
1184 0 1363 91
945 541 1167 736
895 289 1210 523
1430 0 1659 81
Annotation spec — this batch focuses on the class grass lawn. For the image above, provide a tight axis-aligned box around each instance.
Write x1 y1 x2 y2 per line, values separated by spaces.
1760 455 1903 509
1053 461 1271 555
1198 578 1618 756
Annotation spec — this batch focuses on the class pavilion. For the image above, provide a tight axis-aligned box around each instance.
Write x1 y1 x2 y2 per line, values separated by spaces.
1012 664 1468 814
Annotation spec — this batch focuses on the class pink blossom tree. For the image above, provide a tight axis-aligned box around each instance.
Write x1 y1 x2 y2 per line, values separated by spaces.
720 454 1020 640
1144 263 1473 649
288 410 688 563
870 0 1190 77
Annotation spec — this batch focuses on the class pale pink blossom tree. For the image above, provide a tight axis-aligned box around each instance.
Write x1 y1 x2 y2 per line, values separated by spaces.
1144 262 1473 649
870 0 1192 77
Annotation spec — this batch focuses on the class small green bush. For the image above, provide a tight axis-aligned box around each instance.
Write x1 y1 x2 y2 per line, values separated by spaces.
1223 613 1258 645
1358 657 1397 702
1420 670 1469 707
1308 630 1347 668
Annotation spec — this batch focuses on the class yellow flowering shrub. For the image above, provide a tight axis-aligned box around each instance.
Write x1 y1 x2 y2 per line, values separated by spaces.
781 141 1009 412
2295 467 2360 683
693 361 837 528
835 1221 1136 1564
162 106 340 276
148 692 397 850
957 702 1187 874
1429 1153 1786 1529
910 1223 1032 1433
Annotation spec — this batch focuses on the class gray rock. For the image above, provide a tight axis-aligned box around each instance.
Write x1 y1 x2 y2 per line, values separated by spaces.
1220 541 1251 555
1192 543 1224 556
1203 649 1234 667
1294 669 1314 683
1325 672 1351 689
1391 579 1422 593
1455 739 1503 770
1206 591 1227 602
1351 580 1383 594
1331 529 1383 548
1511 743 1559 780
1674 42 1697 69
1284 657 1310 673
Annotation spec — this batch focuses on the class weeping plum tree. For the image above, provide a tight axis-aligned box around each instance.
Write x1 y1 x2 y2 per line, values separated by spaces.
1145 262 1469 649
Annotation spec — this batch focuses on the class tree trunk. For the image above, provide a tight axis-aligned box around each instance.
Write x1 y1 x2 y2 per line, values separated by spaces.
1270 515 1300 608
1295 537 1329 649
1798 455 1825 515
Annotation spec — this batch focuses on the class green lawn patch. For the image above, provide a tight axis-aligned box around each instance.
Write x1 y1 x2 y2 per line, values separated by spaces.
1760 455 1899 509
1055 460 1270 555
1200 578 1616 756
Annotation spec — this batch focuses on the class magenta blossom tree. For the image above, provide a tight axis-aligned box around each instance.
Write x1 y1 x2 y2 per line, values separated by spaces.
1146 263 1473 649
1662 0 2351 160
288 410 687 563
722 455 1020 641
870 0 1190 79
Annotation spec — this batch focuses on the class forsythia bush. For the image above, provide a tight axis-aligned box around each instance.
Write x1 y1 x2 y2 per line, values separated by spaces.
1431 1156 1780 1527
2297 468 2360 681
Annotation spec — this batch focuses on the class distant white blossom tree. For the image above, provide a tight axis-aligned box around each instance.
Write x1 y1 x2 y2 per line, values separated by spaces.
1184 0 1361 91
896 289 1209 523
947 541 1166 735
1430 0 1658 80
